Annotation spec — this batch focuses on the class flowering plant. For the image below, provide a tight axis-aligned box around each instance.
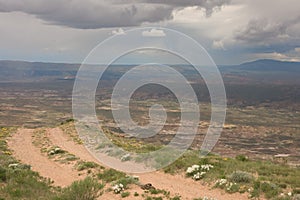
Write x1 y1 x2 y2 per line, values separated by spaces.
112 183 124 194
186 164 214 180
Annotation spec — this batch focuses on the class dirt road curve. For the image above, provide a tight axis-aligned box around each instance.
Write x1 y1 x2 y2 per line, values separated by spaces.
8 128 249 200
7 129 82 187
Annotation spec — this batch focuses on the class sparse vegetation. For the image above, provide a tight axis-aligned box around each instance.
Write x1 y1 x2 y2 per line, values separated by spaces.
228 171 253 183
76 161 99 171
164 150 299 199
0 127 56 200
121 191 130 198
1 90 299 200
114 176 139 189
54 177 104 200
97 168 126 183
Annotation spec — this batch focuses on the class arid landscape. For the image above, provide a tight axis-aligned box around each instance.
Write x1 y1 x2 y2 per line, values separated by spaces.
1 1 300 199
0 60 299 199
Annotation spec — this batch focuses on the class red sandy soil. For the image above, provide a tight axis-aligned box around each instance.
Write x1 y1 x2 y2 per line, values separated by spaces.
8 128 251 200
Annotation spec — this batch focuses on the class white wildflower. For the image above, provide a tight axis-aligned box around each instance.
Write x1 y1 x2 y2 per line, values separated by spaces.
186 167 194 174
121 154 131 162
216 179 227 186
193 172 201 180
8 163 18 168
192 164 200 171
112 183 124 194
192 171 206 180
201 164 214 171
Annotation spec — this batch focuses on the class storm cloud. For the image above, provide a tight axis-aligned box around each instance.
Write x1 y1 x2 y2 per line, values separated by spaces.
235 19 289 44
235 16 300 45
0 0 299 64
0 0 229 29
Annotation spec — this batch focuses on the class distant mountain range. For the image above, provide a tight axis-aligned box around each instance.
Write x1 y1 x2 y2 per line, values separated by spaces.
234 59 300 72
0 59 299 105
0 59 299 82
0 60 79 81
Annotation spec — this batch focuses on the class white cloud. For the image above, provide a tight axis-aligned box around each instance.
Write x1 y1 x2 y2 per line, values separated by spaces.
212 40 226 50
0 0 300 64
171 4 248 46
142 28 166 37
252 52 300 62
0 12 111 63
112 28 126 35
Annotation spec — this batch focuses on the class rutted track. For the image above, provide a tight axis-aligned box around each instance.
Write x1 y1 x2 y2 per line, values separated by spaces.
8 128 250 200
7 129 82 187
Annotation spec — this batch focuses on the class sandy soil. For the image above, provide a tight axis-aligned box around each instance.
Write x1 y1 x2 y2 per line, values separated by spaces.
7 129 82 187
8 128 250 200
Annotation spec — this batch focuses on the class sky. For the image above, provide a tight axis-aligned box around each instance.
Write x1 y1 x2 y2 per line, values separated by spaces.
0 0 300 65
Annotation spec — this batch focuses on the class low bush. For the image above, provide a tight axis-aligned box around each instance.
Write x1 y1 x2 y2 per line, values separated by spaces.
54 177 103 200
0 166 7 182
1 169 54 200
76 161 99 171
260 182 280 199
235 155 249 162
97 168 126 183
228 171 253 183
120 191 130 198
114 176 139 188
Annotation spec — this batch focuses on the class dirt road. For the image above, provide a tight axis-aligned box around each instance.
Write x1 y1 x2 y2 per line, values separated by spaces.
8 128 249 199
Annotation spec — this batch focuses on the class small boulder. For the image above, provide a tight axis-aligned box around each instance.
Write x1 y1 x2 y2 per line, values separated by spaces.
141 183 155 190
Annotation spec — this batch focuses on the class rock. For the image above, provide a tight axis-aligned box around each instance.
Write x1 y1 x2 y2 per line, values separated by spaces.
141 183 155 190
48 150 55 155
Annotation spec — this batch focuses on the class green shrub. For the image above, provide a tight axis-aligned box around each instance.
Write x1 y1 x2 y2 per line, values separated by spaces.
250 189 260 198
115 176 138 188
228 171 253 183
97 169 126 183
145 197 163 200
235 155 249 162
150 188 160 194
163 151 201 174
0 166 7 182
55 177 103 200
121 191 130 198
227 183 240 193
278 183 287 189
1 169 54 199
64 154 79 161
171 196 181 200
260 182 279 199
76 161 98 171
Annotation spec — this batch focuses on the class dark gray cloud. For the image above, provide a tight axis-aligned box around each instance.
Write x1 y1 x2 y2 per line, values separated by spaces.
235 19 288 43
233 15 300 62
0 0 229 29
234 16 300 46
